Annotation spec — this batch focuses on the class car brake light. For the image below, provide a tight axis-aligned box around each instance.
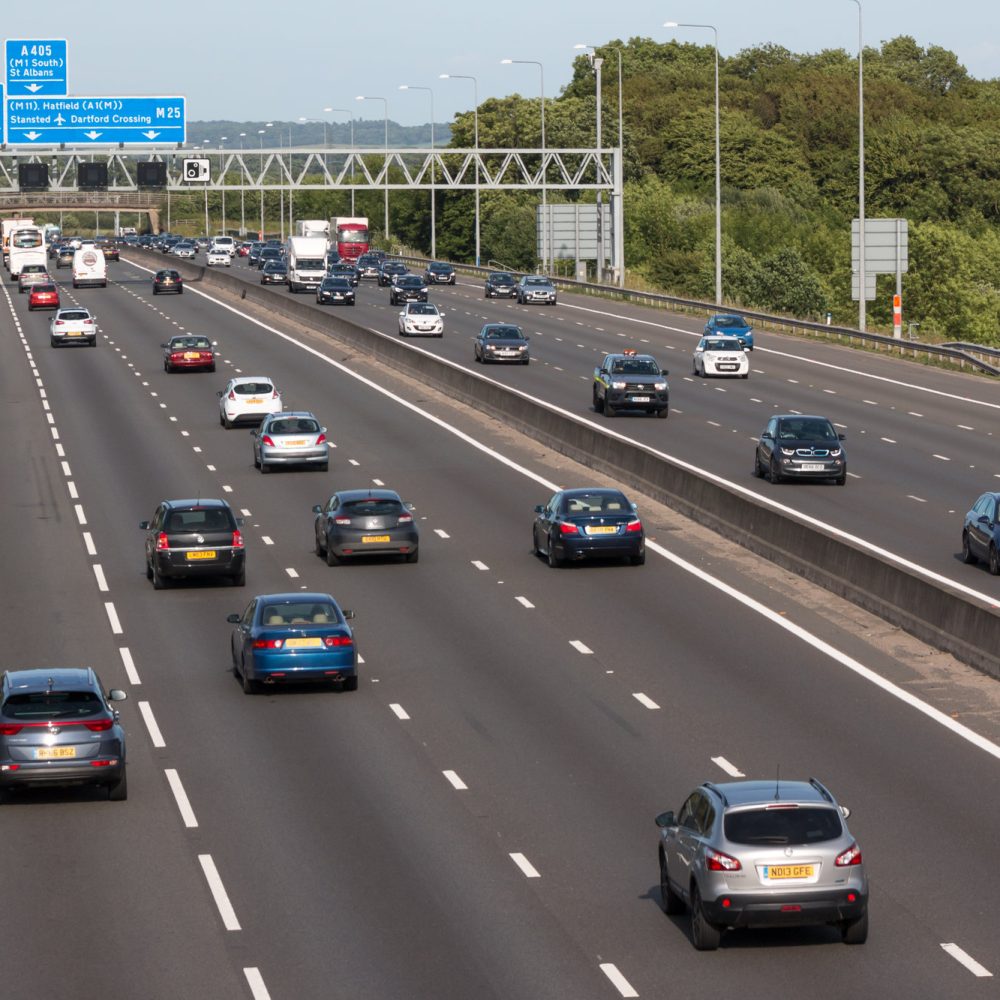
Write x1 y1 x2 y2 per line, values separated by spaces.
272 389 279 399
253 638 284 649
0 723 23 736
324 636 353 647
90 759 116 768
835 842 862 867
316 432 327 445
625 519 642 533
84 719 114 732
560 522 580 535
334 517 351 526
55 319 64 325
232 529 244 548
261 435 275 447
228 390 236 400
156 532 169 550
705 848 742 872
398 514 412 524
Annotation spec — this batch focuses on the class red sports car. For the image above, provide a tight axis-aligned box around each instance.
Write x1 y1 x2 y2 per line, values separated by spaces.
162 334 217 373
28 283 60 310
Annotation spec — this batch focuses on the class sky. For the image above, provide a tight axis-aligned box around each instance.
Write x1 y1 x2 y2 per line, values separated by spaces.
3 1 997 133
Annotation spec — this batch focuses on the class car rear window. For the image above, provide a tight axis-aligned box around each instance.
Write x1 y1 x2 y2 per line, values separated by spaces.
3 691 103 720
261 602 337 625
343 500 402 517
269 418 319 434
59 311 90 321
564 493 627 513
724 807 843 845
166 509 234 532
234 382 273 395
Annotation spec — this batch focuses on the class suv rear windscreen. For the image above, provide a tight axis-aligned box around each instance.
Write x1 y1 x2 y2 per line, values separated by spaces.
3 691 102 720
725 807 843 845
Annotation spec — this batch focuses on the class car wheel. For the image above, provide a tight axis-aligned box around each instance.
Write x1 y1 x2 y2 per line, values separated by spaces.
604 401 616 418
752 451 765 478
107 765 128 802
242 666 259 695
841 908 868 945
630 551 645 566
153 288 159 295
690 885 721 951
223 416 233 430
962 531 977 565
28 304 34 311
342 675 359 692
769 456 783 484
151 564 168 590
50 338 58 348
318 462 329 472
232 568 246 587
990 545 1000 576
315 530 326 557
405 549 419 564
547 544 562 569
835 472 847 486
145 558 153 580
90 338 97 347
325 537 340 566
260 460 271 474
660 854 685 915
178 288 183 294
741 372 749 379
593 389 604 414
532 527 542 557
656 407 668 419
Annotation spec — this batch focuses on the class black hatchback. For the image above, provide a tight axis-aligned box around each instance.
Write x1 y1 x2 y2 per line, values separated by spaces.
152 268 183 294
140 498 246 589
423 261 456 285
485 271 517 298
313 489 419 565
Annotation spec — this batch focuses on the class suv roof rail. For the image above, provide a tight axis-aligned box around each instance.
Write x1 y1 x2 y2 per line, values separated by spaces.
702 781 729 807
808 777 835 804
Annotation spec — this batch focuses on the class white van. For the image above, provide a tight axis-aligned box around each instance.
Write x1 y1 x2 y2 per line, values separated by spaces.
210 236 236 257
72 247 107 288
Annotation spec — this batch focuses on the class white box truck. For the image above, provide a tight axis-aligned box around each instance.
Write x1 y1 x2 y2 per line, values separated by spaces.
285 236 328 293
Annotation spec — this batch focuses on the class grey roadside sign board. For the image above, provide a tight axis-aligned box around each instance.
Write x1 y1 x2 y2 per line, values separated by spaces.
851 273 877 301
852 218 908 271
537 203 612 263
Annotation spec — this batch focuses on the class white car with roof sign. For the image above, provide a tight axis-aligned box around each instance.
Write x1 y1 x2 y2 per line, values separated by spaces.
217 376 283 428
692 335 749 378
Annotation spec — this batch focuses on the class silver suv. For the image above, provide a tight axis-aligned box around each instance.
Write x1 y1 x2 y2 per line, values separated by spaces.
656 779 868 950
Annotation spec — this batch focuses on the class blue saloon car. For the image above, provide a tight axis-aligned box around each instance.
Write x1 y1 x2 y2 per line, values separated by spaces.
704 313 754 351
227 592 357 693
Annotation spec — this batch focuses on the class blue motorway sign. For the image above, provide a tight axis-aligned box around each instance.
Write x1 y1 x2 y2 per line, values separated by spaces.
5 39 68 96
5 96 186 145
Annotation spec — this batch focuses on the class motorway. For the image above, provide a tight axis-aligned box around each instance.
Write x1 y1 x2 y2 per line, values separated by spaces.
3 254 1000 999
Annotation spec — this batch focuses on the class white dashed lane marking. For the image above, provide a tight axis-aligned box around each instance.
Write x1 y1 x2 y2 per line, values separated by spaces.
570 640 593 655
712 755 746 777
515 596 534 609
509 853 541 878
138 701 166 747
119 647 141 685
165 769 199 828
941 943 992 977
443 770 468 790
390 704 410 720
633 693 660 710
600 963 639 998
198 854 242 931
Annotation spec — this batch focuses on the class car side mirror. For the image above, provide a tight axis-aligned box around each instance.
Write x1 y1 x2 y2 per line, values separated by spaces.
139 520 150 530
838 433 846 441
235 517 245 528
840 805 852 819
342 610 356 620
250 429 258 436
655 811 676 829
534 505 545 514
216 390 224 397
761 431 773 440
661 369 669 376
312 504 323 514
226 613 241 624
108 689 127 702
405 502 416 511
631 502 638 511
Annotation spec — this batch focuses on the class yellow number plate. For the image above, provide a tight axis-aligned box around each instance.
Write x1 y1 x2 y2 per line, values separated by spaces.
285 637 324 649
285 439 307 447
36 746 76 759
765 864 814 880
362 535 391 543
185 550 217 560
585 525 618 535
247 397 263 405
183 352 201 359
67 331 81 336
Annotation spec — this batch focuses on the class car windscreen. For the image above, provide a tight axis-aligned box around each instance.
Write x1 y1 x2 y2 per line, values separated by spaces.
724 807 843 845
714 316 747 329
524 277 550 286
323 279 351 289
233 382 273 394
264 262 286 271
408 304 437 315
295 259 325 268
705 340 736 351
430 263 452 272
3 690 103 721
490 273 514 283
778 419 838 442
610 359 660 375
485 327 523 339
398 276 422 286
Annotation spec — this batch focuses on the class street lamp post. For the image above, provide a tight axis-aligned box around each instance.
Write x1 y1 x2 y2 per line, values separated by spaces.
399 84 436 259
440 73 480 266
664 22 721 305
324 107 356 215
575 46 605 281
501 59 546 271
239 133 247 236
258 126 270 238
848 0 866 331
219 136 227 235
356 96 389 240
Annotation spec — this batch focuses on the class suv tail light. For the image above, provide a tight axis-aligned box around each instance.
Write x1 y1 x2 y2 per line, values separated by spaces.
272 389 279 399
228 390 237 400
0 723 23 736
835 842 862 867
316 432 327 445
84 719 114 732
232 529 244 549
705 848 742 872
334 517 351 526
398 514 413 524
156 532 169 550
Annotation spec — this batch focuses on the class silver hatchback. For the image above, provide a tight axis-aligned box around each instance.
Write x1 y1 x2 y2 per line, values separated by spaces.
252 411 329 473
656 779 868 950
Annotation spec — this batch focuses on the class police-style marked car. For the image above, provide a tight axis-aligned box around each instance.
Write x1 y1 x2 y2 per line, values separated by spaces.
692 335 749 378
593 348 670 418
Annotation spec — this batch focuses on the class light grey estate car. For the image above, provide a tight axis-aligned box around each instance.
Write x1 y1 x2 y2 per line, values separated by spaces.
656 779 868 950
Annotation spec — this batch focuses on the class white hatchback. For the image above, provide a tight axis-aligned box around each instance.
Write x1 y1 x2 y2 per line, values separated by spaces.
693 335 749 378
49 307 98 347
218 376 282 428
206 248 231 267
398 301 444 337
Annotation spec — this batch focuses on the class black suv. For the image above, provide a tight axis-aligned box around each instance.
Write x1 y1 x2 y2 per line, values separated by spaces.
593 349 670 418
140 498 246 589
0 668 128 802
484 271 517 298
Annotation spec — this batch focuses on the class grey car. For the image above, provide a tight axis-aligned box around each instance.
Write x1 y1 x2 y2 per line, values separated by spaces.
656 779 868 950
517 274 557 305
0 668 128 802
313 488 419 565
753 414 846 485
252 411 329 473
474 323 530 364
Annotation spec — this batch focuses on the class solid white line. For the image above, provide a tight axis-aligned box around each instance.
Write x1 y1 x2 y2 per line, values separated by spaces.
633 692 660 710
104 602 123 634
570 640 593 654
443 770 468 790
880 437 896 444
119 647 141 685
434 528 450 538
74 504 87 525
509 852 541 878
907 495 927 503
600 963 639 998
941 943 992 977
390 703 410 720
958 424 975 431
92 564 108 592
82 532 97 556
165 769 199 828
471 560 489 571
198 854 242 931
243 969 272 1000
515 596 535 608
712 755 746 777
138 701 166 747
